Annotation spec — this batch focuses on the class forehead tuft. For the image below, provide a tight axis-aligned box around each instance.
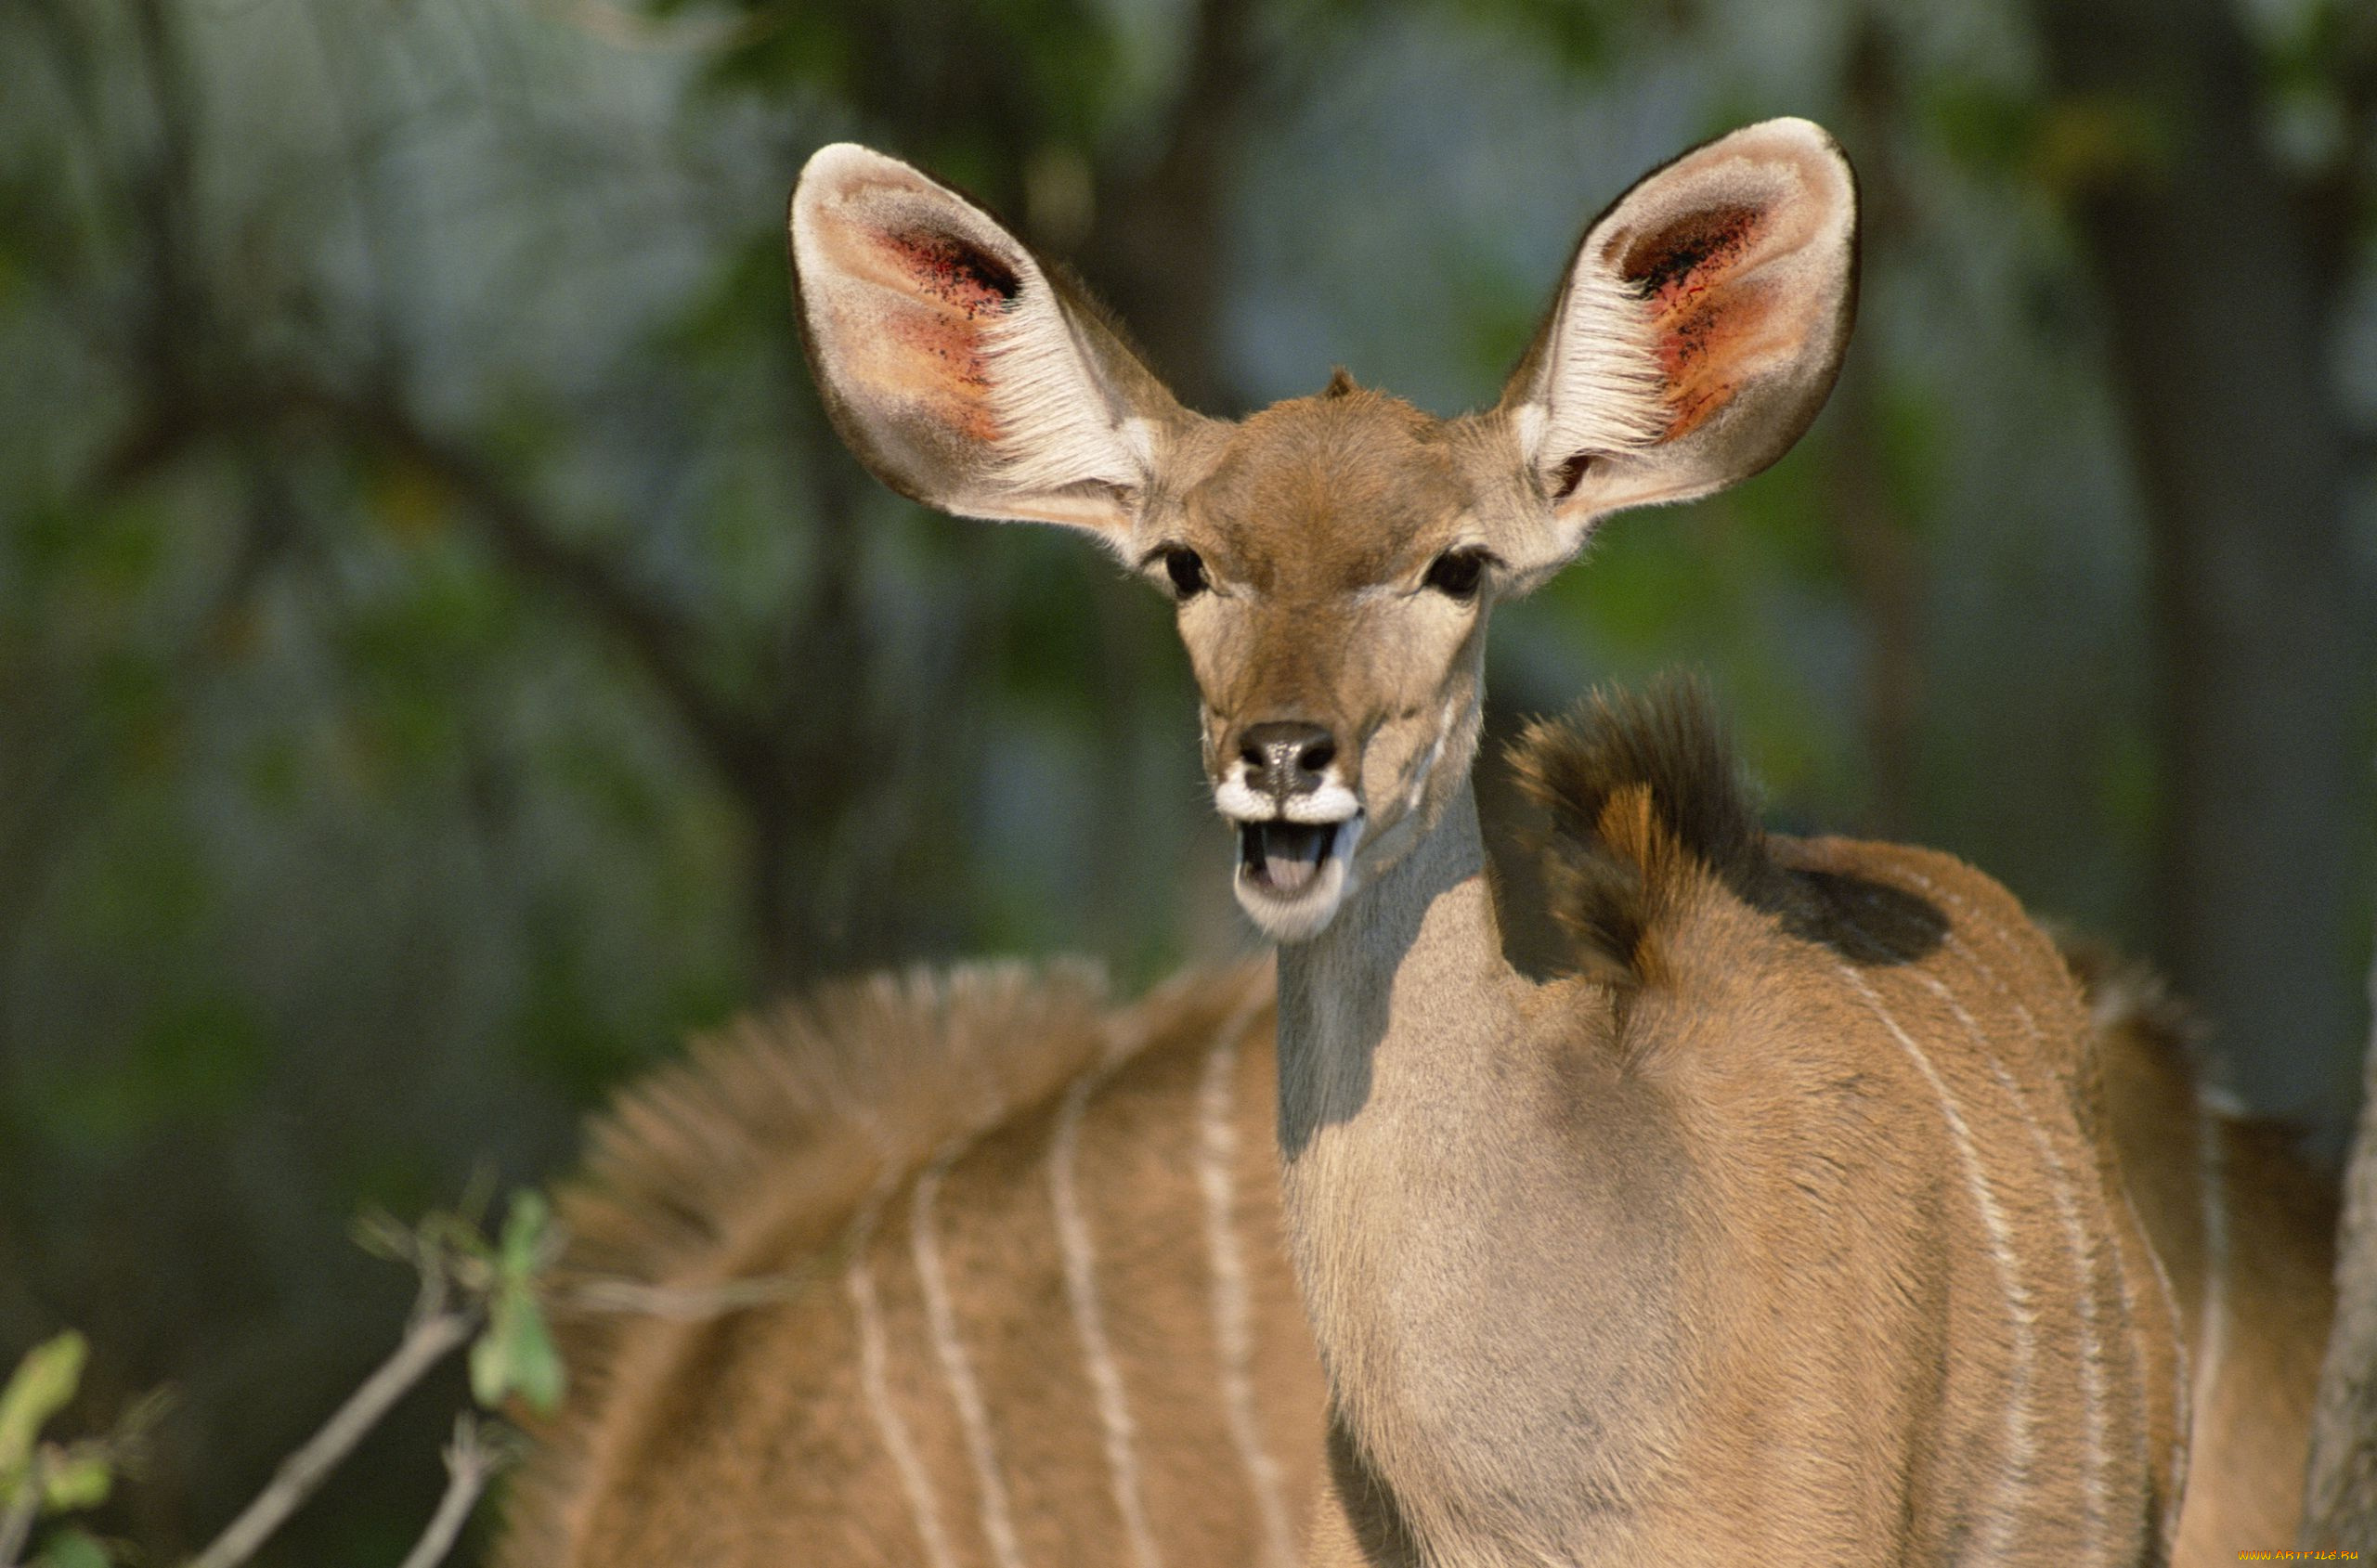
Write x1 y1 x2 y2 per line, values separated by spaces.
1190 389 1467 582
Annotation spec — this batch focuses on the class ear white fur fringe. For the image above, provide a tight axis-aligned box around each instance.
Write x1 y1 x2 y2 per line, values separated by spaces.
977 279 1147 500
1516 250 1668 478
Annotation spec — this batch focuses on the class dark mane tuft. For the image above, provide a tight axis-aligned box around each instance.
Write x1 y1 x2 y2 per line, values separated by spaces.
1509 675 1951 980
1507 674 1773 982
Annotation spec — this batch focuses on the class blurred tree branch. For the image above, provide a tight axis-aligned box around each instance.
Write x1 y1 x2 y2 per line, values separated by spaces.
32 0 841 986
1827 17 1929 839
181 1194 556 1568
280 381 785 810
392 1418 509 1568
181 1294 477 1568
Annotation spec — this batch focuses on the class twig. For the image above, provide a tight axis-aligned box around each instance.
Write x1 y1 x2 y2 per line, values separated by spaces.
554 1268 818 1321
394 1418 509 1568
182 1305 478 1568
0 1450 45 1568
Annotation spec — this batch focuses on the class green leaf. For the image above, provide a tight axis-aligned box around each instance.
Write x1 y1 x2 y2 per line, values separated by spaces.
0 1334 87 1473
41 1447 113 1511
470 1287 565 1415
498 1190 552 1283
467 1303 508 1410
35 1524 114 1568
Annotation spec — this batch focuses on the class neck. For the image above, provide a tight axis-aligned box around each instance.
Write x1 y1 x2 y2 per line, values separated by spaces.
1269 778 1689 1562
1273 781 1504 1160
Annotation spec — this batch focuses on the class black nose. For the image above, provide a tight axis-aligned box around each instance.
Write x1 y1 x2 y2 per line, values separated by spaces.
1238 721 1338 801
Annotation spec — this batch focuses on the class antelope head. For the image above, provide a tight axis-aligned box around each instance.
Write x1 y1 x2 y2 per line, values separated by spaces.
791 122 1856 941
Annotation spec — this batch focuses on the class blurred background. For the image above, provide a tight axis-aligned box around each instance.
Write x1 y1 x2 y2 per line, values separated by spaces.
0 0 2371 1558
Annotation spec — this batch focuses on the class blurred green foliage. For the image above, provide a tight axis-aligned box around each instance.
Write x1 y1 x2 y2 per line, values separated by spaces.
0 0 2370 1561
1 1332 124 1568
466 1194 565 1419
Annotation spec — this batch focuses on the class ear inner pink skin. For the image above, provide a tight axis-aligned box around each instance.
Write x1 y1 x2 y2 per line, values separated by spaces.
865 227 1023 440
884 312 998 439
880 227 1016 317
1616 203 1779 441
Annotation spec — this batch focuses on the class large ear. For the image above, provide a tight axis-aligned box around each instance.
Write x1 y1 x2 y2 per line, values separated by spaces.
1497 118 1857 567
789 144 1187 544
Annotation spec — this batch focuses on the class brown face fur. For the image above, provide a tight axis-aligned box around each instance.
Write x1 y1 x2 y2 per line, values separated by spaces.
1150 390 1497 877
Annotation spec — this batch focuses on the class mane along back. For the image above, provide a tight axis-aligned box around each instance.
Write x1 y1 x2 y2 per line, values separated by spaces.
555 959 1124 1302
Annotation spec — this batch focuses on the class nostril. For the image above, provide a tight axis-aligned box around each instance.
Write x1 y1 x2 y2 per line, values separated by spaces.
1237 721 1339 799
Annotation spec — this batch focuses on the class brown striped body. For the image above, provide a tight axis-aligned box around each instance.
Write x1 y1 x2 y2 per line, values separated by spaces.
495 962 1327 1568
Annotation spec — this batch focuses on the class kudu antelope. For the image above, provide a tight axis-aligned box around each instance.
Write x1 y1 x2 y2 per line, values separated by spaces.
498 122 2332 1566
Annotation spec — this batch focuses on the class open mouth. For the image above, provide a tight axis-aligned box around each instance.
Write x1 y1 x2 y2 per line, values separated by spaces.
1240 819 1340 897
1230 814 1362 940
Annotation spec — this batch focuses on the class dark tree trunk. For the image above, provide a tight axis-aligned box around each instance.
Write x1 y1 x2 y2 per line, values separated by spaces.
1077 0 1256 411
1833 21 1928 840
2031 0 2372 1127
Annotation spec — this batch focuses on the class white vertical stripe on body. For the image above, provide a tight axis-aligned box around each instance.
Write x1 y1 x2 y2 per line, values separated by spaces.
1051 1066 1166 1568
2195 1094 2229 1426
843 1101 963 1568
1199 991 1299 1568
1897 867 2189 1549
1908 954 2115 1559
1837 965 2038 1562
915 1144 1029 1568
2110 1182 2187 1547
848 1180 962 1568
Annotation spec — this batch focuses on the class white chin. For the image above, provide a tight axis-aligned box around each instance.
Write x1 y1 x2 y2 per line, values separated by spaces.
1229 816 1362 943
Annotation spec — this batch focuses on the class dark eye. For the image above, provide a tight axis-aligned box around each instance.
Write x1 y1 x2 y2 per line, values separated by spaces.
1162 546 1209 601
1423 548 1488 602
